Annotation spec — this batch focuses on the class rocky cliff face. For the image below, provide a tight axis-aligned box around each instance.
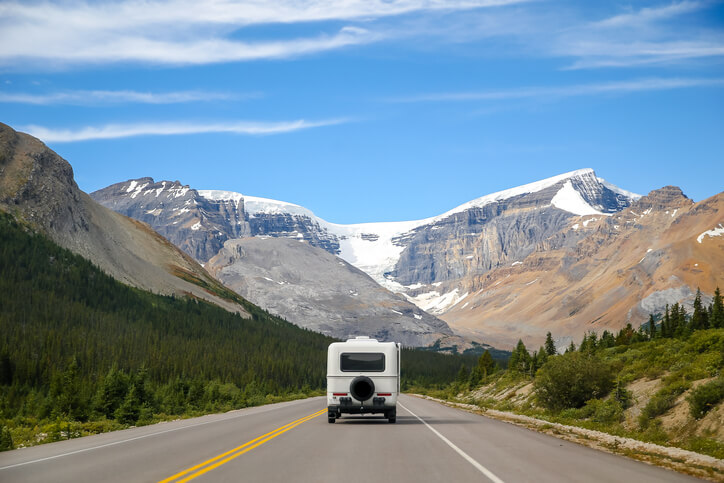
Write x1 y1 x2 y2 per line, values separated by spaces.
390 169 635 287
91 181 341 262
439 187 723 349
93 169 637 289
0 123 248 316
91 179 251 262
206 237 453 346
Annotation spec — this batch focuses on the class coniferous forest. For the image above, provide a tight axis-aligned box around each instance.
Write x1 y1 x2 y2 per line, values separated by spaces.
0 212 474 449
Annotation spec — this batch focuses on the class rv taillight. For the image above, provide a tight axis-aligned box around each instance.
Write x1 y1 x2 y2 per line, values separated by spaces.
377 393 392 396
333 392 348 396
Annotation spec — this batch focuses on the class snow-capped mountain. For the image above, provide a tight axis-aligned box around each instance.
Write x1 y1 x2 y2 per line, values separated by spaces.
91 168 648 347
92 168 638 292
440 186 723 349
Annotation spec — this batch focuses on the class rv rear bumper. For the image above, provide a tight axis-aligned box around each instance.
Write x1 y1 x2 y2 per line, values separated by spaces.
329 396 394 415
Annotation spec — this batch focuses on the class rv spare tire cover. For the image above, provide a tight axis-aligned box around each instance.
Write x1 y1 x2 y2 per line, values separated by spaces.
350 376 375 402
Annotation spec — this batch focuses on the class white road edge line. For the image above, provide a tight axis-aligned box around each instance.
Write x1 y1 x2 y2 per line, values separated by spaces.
398 402 505 483
0 398 312 471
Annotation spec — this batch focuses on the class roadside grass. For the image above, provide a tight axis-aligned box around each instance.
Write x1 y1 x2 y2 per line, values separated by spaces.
440 329 724 461
4 389 323 450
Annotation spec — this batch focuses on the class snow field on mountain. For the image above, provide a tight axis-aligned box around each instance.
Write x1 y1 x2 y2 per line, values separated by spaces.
195 169 640 303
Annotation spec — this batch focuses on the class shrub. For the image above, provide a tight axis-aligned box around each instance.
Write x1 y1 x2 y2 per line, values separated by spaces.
639 380 689 428
0 425 13 451
534 352 614 411
687 378 724 419
589 398 625 424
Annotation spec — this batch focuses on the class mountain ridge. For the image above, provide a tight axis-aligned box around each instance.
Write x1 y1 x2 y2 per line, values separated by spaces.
92 168 638 289
0 122 250 317
91 167 658 348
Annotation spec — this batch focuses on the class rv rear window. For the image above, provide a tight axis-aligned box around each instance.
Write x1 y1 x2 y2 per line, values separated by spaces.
340 353 385 372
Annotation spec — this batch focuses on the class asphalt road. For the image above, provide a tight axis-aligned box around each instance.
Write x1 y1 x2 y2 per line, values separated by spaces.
0 395 702 482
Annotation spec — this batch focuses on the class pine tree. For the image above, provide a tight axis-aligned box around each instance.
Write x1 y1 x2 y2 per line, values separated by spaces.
615 324 635 346
578 333 589 353
671 303 688 337
57 358 88 421
662 304 671 338
511 340 532 373
536 346 549 369
544 332 557 356
647 314 656 339
115 386 141 425
691 288 709 331
599 330 615 349
478 350 495 379
456 364 469 387
566 341 576 353
588 331 598 351
95 366 129 419
468 366 482 390
711 287 724 329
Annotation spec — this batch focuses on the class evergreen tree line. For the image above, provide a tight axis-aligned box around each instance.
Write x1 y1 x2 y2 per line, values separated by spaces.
503 286 723 377
0 212 471 447
453 349 501 391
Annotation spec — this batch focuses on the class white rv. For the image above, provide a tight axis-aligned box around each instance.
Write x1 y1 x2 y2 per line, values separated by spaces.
326 337 400 423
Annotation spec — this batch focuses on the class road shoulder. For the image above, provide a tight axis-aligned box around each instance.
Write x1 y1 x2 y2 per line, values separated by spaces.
410 394 724 482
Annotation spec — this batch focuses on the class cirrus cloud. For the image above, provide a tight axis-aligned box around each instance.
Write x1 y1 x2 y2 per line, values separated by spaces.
0 89 258 105
0 0 525 68
22 118 350 143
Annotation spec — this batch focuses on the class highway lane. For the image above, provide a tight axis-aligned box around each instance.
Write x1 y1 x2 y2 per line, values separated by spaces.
0 394 702 482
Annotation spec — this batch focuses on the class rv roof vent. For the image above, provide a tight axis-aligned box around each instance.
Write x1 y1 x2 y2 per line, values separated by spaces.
346 336 378 343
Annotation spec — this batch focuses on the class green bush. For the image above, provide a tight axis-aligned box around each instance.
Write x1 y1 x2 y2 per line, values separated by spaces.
687 378 724 419
534 352 614 411
0 425 13 451
639 380 689 428
589 398 625 424
558 398 624 424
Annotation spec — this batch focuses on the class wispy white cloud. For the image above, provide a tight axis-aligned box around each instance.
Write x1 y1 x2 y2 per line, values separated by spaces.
22 118 349 142
0 0 524 67
590 1 704 29
0 25 379 67
388 77 724 102
555 1 724 69
0 89 257 105
563 42 724 70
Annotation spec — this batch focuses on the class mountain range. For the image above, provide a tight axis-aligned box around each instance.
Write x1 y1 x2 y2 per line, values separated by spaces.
2 120 720 350
91 165 723 349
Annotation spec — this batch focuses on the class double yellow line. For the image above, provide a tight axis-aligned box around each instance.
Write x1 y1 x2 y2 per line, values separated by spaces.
160 408 327 483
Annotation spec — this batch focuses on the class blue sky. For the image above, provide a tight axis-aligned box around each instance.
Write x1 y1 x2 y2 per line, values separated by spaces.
1 0 723 223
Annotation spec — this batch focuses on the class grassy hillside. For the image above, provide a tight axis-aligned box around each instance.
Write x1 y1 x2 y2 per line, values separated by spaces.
428 325 724 461
0 212 476 450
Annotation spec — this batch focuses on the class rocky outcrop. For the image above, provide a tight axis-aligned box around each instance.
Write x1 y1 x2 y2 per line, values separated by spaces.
91 181 341 262
0 122 249 316
206 237 453 346
389 170 635 286
440 187 722 349
91 179 251 262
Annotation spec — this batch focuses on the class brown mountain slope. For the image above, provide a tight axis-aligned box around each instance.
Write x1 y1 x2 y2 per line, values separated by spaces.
0 122 248 316
438 187 723 349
